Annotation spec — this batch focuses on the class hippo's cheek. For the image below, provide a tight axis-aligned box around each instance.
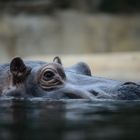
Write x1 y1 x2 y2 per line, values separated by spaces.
5 91 24 97
2 88 26 97
1 85 17 96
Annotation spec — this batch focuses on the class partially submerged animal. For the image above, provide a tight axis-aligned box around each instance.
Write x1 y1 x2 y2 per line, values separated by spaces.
0 56 139 100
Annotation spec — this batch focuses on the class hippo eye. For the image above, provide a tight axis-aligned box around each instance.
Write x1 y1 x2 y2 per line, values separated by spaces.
43 71 55 81
39 65 66 90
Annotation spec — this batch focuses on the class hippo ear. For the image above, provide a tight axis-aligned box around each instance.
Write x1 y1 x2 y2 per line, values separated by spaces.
53 56 62 65
10 57 29 78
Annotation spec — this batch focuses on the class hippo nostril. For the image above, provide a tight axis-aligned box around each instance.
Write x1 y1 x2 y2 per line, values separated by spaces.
123 82 138 86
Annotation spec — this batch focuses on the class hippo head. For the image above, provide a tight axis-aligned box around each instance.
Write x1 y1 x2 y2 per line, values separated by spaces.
2 57 67 98
2 57 140 100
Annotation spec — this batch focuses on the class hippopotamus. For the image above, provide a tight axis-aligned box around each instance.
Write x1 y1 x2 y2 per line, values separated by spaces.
0 56 140 100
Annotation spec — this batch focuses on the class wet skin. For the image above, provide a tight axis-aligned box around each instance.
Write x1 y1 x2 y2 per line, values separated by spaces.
0 57 140 100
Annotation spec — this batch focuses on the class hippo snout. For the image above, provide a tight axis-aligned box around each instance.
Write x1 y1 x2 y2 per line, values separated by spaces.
117 82 140 100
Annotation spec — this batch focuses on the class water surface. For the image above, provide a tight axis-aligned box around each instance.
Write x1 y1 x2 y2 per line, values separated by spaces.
0 98 140 140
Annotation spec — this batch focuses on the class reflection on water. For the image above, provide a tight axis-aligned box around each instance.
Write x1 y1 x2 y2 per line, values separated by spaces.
0 98 140 140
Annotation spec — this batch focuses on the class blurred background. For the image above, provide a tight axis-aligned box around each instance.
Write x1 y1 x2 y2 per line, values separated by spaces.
0 2 140 140
0 0 140 80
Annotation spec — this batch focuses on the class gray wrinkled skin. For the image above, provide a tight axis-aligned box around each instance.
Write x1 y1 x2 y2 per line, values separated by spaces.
0 57 140 100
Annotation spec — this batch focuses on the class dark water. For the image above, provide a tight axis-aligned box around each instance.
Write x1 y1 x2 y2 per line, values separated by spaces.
0 98 140 140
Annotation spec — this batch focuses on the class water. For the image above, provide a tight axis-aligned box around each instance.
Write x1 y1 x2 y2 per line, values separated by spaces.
0 98 140 140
